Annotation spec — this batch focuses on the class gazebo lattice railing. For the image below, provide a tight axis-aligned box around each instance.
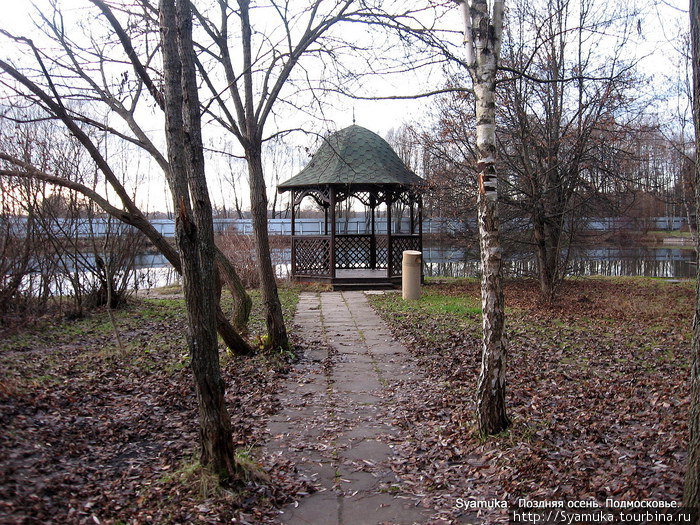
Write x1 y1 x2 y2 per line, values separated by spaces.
288 185 422 284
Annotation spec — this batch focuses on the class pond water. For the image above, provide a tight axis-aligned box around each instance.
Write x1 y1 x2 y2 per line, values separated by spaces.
129 243 696 291
422 244 697 279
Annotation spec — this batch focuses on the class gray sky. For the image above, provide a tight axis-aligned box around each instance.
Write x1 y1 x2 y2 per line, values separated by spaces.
0 0 691 213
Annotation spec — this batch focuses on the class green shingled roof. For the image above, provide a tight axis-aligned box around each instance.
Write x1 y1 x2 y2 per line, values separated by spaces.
278 125 423 190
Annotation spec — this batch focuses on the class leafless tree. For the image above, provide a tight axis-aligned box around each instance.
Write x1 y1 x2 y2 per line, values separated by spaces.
0 5 253 345
497 0 642 300
0 172 41 320
0 115 144 325
75 0 436 350
158 0 239 482
459 0 510 435
183 0 393 349
684 0 700 513
420 0 653 301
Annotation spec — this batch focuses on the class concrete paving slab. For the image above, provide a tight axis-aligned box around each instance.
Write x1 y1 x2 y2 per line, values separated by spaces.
343 354 376 364
339 392 383 405
334 379 383 394
341 493 428 525
334 362 375 375
340 439 394 463
279 493 339 525
336 469 381 492
339 424 397 442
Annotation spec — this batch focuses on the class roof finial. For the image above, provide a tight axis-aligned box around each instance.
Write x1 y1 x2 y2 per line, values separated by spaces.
352 107 356 125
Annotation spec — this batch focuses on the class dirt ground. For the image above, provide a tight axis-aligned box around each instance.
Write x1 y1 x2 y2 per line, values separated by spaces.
0 289 308 524
369 277 694 521
0 277 694 524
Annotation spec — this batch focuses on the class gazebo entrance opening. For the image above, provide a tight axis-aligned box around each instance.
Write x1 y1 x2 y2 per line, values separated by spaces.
277 125 424 289
288 186 422 287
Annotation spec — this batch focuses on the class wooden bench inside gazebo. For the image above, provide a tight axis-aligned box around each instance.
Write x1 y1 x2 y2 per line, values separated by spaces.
278 125 424 290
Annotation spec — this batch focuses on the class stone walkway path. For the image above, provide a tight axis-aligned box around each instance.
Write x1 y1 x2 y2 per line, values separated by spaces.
265 291 435 525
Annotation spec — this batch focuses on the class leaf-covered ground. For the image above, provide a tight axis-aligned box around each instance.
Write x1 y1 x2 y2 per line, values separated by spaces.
2 277 694 524
369 277 694 522
0 286 308 524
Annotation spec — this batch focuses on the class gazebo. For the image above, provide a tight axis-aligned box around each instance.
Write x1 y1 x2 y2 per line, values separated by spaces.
278 125 424 289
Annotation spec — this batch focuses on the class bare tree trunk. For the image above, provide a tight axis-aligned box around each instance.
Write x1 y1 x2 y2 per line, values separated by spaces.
474 75 510 436
533 217 559 302
686 278 700 515
215 250 252 331
247 148 288 348
237 0 289 350
234 185 244 219
160 0 238 483
684 0 700 514
461 0 510 435
101 228 125 352
533 216 552 299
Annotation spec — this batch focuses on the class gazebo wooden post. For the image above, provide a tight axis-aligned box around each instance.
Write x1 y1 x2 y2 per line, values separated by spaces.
291 190 296 236
291 190 296 276
418 194 424 282
370 193 376 270
417 194 423 239
386 188 393 279
324 205 329 235
330 186 337 279
410 192 415 235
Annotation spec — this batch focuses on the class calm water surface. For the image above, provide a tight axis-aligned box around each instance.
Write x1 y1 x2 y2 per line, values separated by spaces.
131 243 696 290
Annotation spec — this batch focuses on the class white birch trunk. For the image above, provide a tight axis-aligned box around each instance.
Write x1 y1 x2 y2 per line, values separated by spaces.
461 0 510 435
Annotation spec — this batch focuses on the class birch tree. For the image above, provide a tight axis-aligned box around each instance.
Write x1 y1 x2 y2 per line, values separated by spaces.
683 0 700 513
459 0 510 435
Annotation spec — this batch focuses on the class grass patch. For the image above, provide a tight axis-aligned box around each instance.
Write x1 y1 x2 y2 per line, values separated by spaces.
573 274 695 287
1 284 302 394
150 283 183 294
158 458 223 500
646 230 693 238
373 289 481 317
230 283 301 342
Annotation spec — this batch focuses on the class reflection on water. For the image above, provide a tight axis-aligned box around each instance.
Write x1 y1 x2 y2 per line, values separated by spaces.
21 244 698 297
130 254 179 291
130 253 291 293
423 245 697 279
138 246 697 288
132 266 180 291
141 244 697 289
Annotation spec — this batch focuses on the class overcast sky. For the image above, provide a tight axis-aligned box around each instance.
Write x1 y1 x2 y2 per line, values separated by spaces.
0 0 692 213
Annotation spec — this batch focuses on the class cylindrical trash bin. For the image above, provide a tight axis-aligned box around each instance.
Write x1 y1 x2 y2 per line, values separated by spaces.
402 250 422 300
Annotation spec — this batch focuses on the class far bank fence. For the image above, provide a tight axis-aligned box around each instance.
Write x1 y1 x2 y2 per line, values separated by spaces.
3 216 689 239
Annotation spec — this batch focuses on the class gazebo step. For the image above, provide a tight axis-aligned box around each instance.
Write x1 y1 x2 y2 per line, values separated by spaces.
332 281 396 291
